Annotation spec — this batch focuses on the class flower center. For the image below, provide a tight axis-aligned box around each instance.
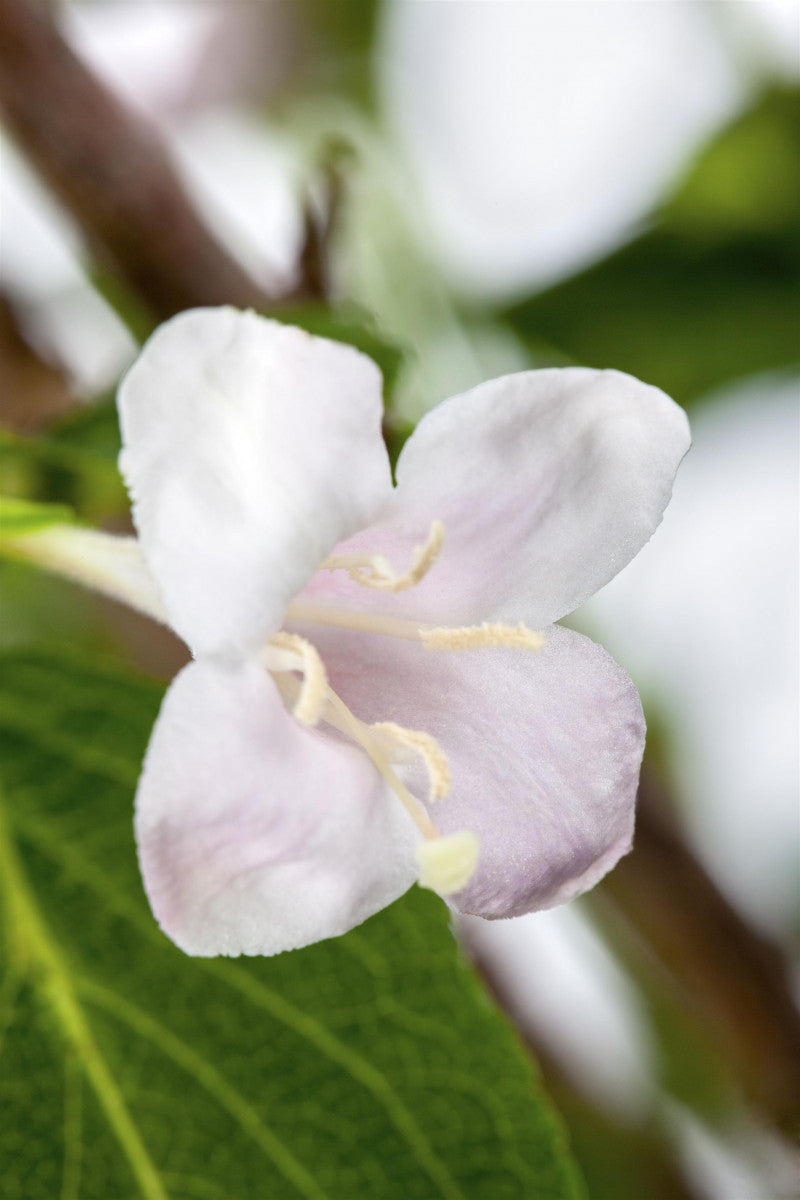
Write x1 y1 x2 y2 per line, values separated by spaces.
320 520 445 592
263 521 545 898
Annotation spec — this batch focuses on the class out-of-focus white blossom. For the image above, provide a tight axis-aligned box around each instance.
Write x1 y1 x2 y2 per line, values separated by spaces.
379 0 743 297
581 375 800 941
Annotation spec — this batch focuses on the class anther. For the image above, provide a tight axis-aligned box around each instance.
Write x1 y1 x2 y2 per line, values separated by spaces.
322 520 444 592
416 832 480 895
267 632 328 727
421 621 546 652
371 721 452 802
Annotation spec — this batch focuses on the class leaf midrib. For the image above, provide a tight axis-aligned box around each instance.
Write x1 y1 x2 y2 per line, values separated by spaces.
15 809 469 1200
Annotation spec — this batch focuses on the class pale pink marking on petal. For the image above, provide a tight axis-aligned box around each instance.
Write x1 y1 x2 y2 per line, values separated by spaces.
118 307 393 659
296 367 689 629
135 660 419 956
288 620 644 918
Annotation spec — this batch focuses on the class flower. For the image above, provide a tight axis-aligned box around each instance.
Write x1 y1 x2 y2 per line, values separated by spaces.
116 306 689 957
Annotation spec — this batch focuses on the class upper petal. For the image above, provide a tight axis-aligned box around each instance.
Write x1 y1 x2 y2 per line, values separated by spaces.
298 621 644 919
392 367 690 627
299 368 688 629
117 308 393 658
135 659 419 956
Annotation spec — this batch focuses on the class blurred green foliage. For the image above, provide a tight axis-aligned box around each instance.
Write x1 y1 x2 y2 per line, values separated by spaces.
0 412 126 523
0 494 77 536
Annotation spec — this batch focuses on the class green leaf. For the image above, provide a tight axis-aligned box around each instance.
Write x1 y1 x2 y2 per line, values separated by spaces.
46 394 124 465
0 649 583 1200
0 415 128 523
0 495 77 538
503 89 800 405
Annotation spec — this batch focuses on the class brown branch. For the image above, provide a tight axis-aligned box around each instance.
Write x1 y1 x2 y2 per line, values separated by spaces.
600 763 800 1134
0 0 270 323
0 293 74 431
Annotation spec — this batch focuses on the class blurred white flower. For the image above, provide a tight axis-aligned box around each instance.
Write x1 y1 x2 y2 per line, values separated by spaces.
460 905 655 1119
668 1103 800 1200
1 2 302 392
723 0 800 82
379 0 743 297
63 0 218 119
0 139 136 394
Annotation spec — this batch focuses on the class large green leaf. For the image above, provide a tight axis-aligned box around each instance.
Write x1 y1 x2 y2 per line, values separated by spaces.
0 649 583 1200
503 89 800 405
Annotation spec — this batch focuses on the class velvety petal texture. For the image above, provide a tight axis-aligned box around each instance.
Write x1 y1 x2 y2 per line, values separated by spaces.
297 621 645 918
297 368 689 629
135 660 419 956
118 308 393 658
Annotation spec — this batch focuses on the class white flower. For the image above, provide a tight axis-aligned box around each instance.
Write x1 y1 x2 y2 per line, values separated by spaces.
110 306 689 957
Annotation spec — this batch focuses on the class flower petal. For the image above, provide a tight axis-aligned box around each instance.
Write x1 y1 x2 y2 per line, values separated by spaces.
118 307 392 657
297 368 689 629
298 621 644 918
135 659 419 956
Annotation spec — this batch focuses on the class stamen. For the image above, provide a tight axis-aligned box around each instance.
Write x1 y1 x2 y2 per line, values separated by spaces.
322 520 444 592
323 690 440 840
326 694 479 895
286 602 425 641
371 721 452 802
264 637 480 896
422 621 546 652
416 833 480 895
266 632 328 727
285 604 547 659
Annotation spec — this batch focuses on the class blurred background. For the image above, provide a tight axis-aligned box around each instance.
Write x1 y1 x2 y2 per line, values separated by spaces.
1 2 798 1197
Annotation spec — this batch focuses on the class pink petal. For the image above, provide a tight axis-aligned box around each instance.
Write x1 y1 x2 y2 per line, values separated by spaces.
135 660 419 956
297 368 689 628
299 621 644 918
118 308 392 658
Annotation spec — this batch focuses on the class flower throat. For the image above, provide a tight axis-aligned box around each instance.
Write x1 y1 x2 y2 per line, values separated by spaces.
260 520 545 897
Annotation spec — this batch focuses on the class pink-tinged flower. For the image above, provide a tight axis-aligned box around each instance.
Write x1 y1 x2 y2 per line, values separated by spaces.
118 306 689 957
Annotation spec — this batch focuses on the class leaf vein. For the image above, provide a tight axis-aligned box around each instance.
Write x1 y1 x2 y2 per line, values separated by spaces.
78 978 330 1200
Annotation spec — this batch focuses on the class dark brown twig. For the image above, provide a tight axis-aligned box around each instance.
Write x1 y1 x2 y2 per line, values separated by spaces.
0 293 73 431
0 0 270 322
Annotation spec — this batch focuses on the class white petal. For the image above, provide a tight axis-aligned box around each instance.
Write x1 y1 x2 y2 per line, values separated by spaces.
296 367 688 629
118 307 392 657
135 660 419 957
302 621 643 919
381 367 689 628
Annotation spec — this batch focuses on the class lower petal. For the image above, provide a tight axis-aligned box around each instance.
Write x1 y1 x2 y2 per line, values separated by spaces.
135 660 419 956
301 622 644 919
